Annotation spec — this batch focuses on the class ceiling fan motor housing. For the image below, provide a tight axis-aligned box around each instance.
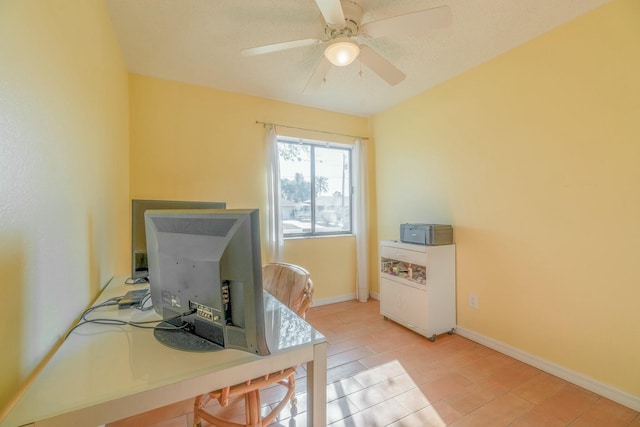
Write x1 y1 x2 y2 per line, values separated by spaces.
325 1 363 39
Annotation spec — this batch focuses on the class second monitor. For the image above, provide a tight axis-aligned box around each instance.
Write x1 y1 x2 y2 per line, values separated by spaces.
130 199 226 282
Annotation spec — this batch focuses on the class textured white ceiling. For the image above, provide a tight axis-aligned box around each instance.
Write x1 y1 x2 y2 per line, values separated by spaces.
106 0 611 117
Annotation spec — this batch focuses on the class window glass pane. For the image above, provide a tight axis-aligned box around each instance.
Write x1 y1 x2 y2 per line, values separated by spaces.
276 139 352 237
278 142 311 236
314 146 351 234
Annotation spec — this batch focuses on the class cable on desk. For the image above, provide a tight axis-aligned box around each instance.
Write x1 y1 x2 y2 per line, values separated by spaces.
64 293 192 340
124 276 148 285
138 291 153 311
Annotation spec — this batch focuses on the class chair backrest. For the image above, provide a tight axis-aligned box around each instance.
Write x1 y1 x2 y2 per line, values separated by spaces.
262 262 314 318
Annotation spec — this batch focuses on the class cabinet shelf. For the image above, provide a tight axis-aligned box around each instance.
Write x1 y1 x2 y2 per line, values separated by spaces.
380 257 426 285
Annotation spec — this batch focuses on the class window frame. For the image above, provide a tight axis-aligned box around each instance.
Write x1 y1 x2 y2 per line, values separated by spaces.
277 136 354 239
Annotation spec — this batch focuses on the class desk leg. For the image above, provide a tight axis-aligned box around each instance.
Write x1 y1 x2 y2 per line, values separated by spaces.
306 341 327 426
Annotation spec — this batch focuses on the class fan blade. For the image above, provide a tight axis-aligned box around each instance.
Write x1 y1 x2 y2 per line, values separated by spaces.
361 5 451 38
241 38 321 56
314 0 345 28
359 45 406 86
304 57 331 93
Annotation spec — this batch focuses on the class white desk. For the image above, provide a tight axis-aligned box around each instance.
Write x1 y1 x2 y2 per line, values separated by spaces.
1 276 327 427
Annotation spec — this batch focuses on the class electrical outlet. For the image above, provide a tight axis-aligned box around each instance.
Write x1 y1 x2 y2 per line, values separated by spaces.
469 293 479 309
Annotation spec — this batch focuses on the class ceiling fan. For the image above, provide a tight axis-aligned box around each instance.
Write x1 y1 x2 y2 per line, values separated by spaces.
241 0 451 92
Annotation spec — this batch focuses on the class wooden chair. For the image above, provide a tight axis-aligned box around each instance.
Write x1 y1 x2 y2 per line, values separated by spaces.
193 262 314 427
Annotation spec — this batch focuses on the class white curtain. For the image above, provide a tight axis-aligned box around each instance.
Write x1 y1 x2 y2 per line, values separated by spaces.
354 138 369 302
265 125 283 263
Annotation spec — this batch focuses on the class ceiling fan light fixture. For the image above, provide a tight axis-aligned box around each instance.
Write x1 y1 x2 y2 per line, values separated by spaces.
324 39 360 66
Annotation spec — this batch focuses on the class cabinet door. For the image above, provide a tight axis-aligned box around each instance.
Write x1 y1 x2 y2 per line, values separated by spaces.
380 277 428 336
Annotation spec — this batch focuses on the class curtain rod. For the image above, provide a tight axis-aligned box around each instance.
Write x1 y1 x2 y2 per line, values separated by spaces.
255 120 368 140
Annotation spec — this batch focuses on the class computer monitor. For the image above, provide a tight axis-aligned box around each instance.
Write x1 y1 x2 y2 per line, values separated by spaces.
144 208 270 355
131 199 226 282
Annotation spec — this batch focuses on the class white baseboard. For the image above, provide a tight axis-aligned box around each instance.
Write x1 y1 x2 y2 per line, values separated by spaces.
312 293 356 307
455 326 640 411
312 291 380 307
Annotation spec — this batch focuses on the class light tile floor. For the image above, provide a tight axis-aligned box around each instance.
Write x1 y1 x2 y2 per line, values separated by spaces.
108 299 640 426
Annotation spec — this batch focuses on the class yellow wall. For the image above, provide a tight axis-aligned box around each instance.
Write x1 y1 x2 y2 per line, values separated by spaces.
0 0 129 412
372 0 640 396
129 75 369 301
3 0 636 415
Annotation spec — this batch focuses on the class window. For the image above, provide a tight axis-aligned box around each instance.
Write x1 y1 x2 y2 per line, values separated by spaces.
277 137 352 237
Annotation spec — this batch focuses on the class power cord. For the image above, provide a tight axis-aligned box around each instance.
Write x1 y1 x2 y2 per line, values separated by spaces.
138 291 153 311
124 277 148 285
65 293 193 340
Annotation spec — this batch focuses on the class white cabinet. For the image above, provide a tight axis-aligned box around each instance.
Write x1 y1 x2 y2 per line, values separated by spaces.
379 240 456 341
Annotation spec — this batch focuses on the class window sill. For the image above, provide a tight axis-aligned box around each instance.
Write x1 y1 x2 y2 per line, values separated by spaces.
284 233 355 241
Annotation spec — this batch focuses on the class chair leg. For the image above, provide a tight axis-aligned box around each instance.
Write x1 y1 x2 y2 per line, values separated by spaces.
195 392 245 427
245 390 262 427
193 394 205 427
193 367 296 427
